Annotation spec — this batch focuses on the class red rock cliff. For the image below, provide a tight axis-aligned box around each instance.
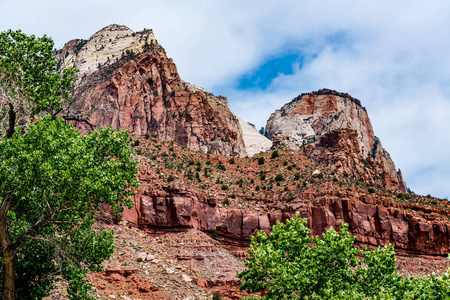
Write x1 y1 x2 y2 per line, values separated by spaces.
121 183 449 255
59 25 246 157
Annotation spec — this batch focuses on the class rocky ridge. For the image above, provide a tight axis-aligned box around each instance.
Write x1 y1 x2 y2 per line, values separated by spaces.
58 25 247 157
266 89 407 192
55 24 156 74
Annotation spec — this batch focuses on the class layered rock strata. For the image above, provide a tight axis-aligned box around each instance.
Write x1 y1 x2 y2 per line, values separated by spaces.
266 89 406 192
121 183 450 256
58 25 246 156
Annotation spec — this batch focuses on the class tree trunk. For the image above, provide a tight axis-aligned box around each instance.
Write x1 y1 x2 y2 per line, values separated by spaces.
1 247 15 300
6 102 16 139
0 195 15 300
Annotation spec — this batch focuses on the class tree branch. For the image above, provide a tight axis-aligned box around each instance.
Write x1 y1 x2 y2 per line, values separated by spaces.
11 199 70 250
5 102 16 139
0 194 12 222
0 194 12 251
61 115 96 130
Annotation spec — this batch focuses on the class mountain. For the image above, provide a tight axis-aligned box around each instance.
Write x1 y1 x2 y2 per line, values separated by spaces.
266 89 407 192
56 24 247 157
49 25 450 299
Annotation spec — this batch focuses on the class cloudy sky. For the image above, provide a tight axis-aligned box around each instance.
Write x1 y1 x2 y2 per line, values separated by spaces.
1 0 449 198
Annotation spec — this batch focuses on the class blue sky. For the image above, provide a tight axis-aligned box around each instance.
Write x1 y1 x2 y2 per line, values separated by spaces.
1 0 449 198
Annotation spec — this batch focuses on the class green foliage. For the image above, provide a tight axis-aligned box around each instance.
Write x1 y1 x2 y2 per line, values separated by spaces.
259 172 266 181
275 174 284 182
212 291 222 300
0 116 139 299
0 30 77 126
239 213 450 299
217 161 226 171
258 157 265 165
271 150 279 159
167 174 175 182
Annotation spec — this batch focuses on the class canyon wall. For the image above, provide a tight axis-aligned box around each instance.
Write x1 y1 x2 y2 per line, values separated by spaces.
121 183 450 255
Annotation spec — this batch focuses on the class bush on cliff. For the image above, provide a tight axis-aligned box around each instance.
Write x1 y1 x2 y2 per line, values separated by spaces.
238 212 450 299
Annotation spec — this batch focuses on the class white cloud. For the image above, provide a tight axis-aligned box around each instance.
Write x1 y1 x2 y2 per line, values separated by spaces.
1 0 449 197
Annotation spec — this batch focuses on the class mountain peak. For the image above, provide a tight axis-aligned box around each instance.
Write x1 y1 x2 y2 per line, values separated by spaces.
266 90 406 192
56 24 156 74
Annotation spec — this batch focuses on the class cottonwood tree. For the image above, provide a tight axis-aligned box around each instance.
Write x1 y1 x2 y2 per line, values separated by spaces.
239 213 450 299
0 30 139 299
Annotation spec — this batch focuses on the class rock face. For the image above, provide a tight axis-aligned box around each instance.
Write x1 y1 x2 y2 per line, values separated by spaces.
236 116 272 156
122 183 450 255
58 25 246 157
266 89 406 192
55 24 156 74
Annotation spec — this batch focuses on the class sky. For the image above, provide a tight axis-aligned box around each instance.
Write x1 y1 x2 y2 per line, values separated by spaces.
1 0 449 198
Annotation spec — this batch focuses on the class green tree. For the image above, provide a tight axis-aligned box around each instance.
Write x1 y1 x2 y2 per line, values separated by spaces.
0 29 77 139
0 116 139 299
0 30 139 300
239 213 450 299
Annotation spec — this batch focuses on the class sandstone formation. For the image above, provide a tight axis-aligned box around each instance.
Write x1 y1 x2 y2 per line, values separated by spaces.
55 24 156 74
266 89 406 192
121 183 450 255
58 25 246 156
236 116 272 156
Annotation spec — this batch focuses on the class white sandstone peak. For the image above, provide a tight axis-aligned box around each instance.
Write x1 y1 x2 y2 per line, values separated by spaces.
60 24 156 74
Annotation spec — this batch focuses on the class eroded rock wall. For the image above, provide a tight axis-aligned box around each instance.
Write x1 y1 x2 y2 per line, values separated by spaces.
59 25 246 156
122 183 450 255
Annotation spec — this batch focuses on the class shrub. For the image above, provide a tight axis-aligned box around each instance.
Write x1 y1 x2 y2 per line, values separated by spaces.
275 174 284 182
221 184 229 191
167 175 175 182
271 150 279 159
217 162 226 171
229 157 235 164
368 187 375 193
258 157 265 165
223 198 230 206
